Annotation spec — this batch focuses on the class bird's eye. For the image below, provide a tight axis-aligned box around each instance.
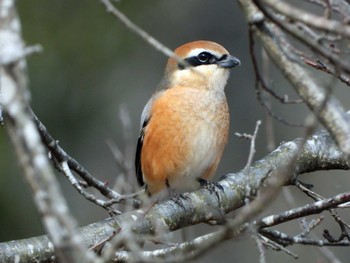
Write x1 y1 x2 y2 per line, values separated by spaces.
181 51 217 69
197 52 213 63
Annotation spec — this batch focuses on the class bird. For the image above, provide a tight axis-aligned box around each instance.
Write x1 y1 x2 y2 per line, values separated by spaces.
135 40 240 196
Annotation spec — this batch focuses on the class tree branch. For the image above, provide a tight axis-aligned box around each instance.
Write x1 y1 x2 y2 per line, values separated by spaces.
32 111 140 211
0 128 347 262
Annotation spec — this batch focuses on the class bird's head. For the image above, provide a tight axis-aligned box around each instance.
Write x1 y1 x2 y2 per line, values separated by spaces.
163 40 240 91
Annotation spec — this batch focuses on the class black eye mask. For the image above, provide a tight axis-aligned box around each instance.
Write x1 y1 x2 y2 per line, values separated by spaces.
178 52 227 69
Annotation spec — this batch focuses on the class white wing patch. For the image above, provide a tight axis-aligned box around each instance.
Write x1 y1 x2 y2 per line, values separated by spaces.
140 90 165 128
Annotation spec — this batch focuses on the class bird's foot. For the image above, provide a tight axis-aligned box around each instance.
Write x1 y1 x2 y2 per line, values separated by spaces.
197 178 224 201
168 190 189 208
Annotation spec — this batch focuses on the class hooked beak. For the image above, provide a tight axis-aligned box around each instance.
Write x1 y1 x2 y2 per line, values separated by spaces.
217 54 241 68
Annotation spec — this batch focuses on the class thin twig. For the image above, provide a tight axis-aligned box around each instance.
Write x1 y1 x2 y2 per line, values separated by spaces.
297 216 324 238
259 234 299 259
249 28 304 105
253 233 266 263
31 111 120 198
303 58 350 86
245 120 262 169
248 27 305 127
61 161 121 215
99 0 189 68
260 229 350 246
257 192 350 228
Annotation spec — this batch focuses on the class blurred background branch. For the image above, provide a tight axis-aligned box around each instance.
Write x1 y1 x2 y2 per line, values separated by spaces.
0 1 96 262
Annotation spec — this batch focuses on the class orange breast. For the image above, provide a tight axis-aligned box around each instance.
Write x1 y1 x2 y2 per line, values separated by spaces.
141 87 229 195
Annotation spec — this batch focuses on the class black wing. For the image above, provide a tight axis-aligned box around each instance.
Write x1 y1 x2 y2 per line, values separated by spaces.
135 119 149 186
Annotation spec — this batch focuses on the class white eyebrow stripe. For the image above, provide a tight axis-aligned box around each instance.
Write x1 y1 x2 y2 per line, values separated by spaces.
186 48 223 58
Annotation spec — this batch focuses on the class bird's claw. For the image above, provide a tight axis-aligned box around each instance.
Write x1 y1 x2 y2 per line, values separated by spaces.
197 178 224 201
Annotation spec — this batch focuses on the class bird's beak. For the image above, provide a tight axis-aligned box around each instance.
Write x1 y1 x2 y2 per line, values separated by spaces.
217 55 241 68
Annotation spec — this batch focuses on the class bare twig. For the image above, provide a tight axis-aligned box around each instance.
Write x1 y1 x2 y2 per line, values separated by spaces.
248 27 305 127
112 232 222 263
260 229 350 246
246 120 261 168
303 58 350 86
257 192 350 229
60 161 121 215
259 234 299 259
253 233 266 263
249 27 303 105
297 216 324 238
32 111 121 200
99 0 188 67
237 120 262 169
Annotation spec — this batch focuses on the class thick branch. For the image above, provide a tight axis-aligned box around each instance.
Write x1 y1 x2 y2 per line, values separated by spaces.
0 129 347 262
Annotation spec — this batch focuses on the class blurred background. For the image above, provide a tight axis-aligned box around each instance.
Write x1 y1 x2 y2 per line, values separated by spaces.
1 0 350 262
